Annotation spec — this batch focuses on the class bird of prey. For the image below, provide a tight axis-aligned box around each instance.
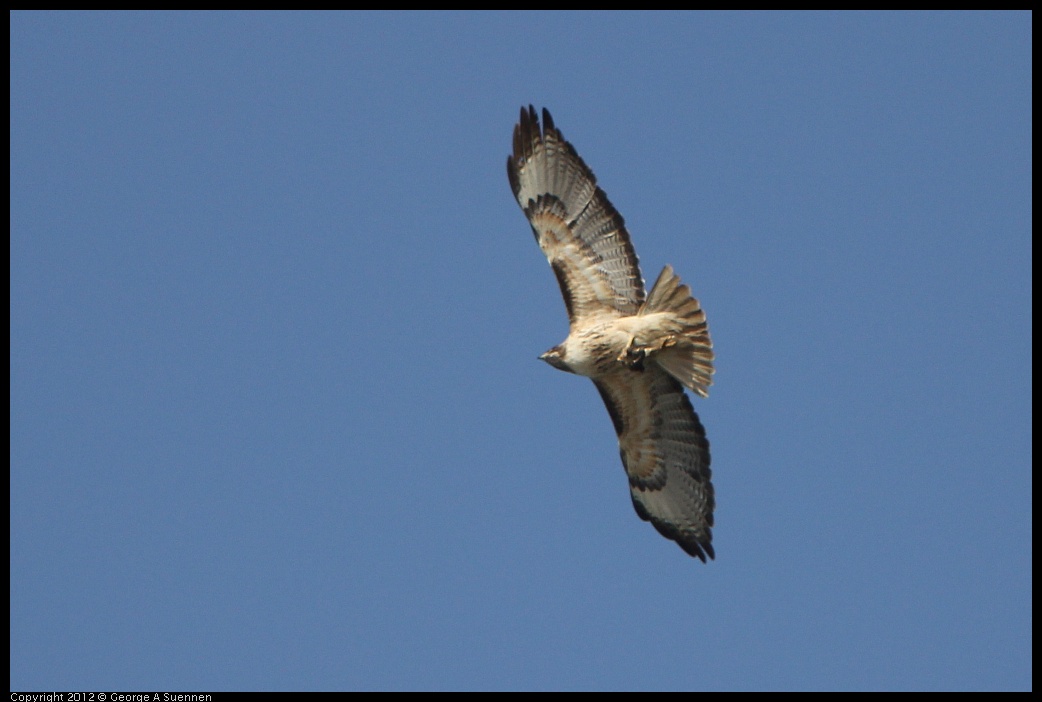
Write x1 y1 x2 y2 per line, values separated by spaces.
507 106 716 561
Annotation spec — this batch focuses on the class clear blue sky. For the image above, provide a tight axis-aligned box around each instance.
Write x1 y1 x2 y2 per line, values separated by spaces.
10 11 1031 692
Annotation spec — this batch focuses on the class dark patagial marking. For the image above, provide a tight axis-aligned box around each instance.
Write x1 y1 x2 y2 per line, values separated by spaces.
550 261 576 321
593 381 625 437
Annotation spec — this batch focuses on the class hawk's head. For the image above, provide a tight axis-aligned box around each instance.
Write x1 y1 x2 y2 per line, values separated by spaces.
539 345 574 374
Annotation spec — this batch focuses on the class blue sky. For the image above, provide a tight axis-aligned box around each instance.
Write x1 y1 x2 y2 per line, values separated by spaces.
10 11 1031 691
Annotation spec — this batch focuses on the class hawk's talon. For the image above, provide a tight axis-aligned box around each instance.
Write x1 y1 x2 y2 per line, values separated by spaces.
618 342 647 371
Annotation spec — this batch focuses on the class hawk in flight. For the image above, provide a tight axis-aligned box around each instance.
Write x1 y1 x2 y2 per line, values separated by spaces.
508 106 716 561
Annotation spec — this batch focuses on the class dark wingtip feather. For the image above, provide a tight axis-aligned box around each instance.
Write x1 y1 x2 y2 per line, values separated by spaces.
522 105 537 144
631 495 714 562
513 105 541 167
507 155 520 198
651 520 715 563
679 536 715 562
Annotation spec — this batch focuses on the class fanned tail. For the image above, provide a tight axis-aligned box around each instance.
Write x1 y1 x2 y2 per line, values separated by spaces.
638 265 714 398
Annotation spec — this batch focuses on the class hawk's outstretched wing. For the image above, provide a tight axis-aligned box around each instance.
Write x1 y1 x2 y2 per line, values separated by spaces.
594 368 714 562
507 105 645 323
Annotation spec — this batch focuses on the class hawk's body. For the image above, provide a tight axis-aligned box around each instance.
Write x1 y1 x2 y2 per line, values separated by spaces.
508 106 716 561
